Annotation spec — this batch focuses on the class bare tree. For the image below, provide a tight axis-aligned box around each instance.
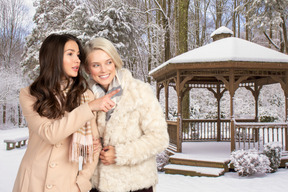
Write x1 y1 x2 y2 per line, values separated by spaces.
0 0 28 67
0 0 28 127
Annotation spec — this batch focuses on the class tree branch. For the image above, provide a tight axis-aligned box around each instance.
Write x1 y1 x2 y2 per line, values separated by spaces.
263 31 280 50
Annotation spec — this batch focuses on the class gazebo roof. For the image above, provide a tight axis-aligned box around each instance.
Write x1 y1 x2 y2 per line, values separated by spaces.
149 37 288 78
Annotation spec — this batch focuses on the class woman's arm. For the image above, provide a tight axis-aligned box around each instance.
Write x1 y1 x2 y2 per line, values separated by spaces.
20 87 96 144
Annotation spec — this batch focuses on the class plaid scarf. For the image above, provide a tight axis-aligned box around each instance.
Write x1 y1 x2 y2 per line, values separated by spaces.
63 88 94 164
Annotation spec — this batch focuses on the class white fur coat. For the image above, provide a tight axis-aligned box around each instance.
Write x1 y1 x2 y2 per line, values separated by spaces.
91 68 169 192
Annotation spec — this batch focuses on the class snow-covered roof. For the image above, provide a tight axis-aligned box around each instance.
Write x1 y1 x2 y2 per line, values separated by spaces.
210 26 233 37
149 37 288 76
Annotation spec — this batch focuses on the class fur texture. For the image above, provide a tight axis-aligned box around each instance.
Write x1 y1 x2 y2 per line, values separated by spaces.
91 68 169 192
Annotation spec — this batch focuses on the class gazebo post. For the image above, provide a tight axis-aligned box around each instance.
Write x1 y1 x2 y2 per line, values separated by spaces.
230 70 236 152
217 83 221 141
285 72 288 151
230 95 235 152
176 70 182 152
156 82 160 100
285 93 288 151
164 81 169 120
254 85 260 122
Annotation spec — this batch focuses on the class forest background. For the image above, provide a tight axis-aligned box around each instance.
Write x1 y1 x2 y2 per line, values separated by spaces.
1 0 288 129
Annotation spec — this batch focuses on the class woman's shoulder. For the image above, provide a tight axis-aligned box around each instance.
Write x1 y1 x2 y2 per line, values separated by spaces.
120 68 147 87
19 86 32 99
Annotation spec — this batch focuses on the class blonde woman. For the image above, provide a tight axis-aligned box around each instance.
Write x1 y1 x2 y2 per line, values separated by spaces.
84 37 169 192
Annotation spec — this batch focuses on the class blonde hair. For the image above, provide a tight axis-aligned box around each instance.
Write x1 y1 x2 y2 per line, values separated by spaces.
84 37 123 69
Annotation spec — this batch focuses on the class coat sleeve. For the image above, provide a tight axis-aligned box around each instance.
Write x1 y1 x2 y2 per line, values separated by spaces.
115 83 169 166
76 90 102 192
19 87 95 145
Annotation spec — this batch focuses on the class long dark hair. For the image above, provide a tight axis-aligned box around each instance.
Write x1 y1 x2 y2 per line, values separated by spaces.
30 33 88 119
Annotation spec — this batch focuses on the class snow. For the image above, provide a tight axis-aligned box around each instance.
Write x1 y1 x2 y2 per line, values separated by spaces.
1 128 288 192
165 164 225 176
149 37 288 75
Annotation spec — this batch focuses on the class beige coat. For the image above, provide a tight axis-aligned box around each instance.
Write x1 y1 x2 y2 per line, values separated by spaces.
13 87 100 192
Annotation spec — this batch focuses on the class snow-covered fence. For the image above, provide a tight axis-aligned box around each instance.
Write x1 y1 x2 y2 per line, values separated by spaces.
234 120 288 151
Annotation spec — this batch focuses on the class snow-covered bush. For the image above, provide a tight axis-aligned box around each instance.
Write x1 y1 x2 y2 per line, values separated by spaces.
263 142 282 173
229 149 271 176
156 151 170 172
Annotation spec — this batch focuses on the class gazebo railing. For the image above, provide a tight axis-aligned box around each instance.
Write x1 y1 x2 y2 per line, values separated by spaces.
182 119 230 141
166 119 287 152
167 121 178 151
181 119 255 141
167 119 258 144
234 120 288 151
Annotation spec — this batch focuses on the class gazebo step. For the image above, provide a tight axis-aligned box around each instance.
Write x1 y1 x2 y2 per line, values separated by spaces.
280 151 288 168
169 156 230 172
164 164 225 177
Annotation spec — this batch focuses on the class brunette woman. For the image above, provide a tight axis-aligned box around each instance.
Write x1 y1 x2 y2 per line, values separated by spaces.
13 34 118 192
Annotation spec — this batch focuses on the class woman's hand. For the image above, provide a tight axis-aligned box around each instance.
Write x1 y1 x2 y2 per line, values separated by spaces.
100 146 116 165
88 89 120 112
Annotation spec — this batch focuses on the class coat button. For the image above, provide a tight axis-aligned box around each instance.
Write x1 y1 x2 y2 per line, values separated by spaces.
55 143 62 148
49 162 56 168
46 184 53 189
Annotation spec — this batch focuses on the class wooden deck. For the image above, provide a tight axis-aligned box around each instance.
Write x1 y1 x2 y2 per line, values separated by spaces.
164 142 288 177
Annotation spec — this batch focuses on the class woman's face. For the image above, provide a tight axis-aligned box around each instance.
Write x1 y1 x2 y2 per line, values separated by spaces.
63 40 81 78
87 49 116 90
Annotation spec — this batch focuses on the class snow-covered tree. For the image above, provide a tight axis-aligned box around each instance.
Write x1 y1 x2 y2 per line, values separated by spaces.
84 4 138 70
0 65 25 128
237 0 288 53
0 0 29 128
0 0 28 68
21 0 76 82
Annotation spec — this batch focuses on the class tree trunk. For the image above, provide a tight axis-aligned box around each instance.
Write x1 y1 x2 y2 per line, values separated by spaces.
232 0 236 37
178 0 189 54
3 104 6 124
146 0 152 83
281 15 288 54
245 0 250 40
161 0 171 61
174 0 179 54
215 0 223 29
201 0 209 46
178 0 190 120
195 0 200 46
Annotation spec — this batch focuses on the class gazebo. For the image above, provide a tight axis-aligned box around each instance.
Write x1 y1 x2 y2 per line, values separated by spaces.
149 26 288 153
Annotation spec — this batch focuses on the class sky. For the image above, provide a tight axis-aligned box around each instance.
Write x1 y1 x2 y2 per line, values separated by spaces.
1 128 288 192
23 0 35 30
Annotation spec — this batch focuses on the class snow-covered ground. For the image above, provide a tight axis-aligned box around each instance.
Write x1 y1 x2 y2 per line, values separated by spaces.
0 128 288 192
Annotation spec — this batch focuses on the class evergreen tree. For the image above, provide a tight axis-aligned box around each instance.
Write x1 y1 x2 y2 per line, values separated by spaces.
84 4 138 72
21 0 76 81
